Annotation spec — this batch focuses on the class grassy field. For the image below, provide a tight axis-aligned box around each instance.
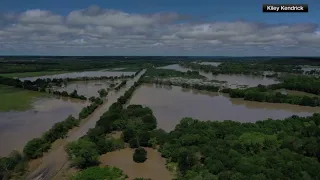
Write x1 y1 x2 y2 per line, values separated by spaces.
0 71 71 78
0 85 47 112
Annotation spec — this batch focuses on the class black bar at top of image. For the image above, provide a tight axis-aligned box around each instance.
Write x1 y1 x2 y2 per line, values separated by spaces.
262 4 308 13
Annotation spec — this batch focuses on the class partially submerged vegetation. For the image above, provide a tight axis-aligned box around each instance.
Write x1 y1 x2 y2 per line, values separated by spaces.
145 68 205 80
0 85 46 112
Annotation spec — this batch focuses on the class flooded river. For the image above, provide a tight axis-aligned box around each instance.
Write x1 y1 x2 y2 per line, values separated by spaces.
129 84 320 132
158 64 278 87
0 97 87 156
19 70 135 81
99 148 173 180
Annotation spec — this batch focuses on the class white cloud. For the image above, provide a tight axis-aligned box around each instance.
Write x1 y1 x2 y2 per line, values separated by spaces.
0 6 319 55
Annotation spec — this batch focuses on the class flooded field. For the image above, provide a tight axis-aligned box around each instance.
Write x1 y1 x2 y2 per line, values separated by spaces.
158 64 278 87
55 80 120 97
199 61 222 66
99 148 173 180
129 84 320 132
0 97 88 156
19 70 135 81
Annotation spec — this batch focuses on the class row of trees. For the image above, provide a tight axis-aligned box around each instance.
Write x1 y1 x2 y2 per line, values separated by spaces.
277 75 320 95
180 62 303 75
222 86 320 107
158 115 320 179
115 80 127 91
79 97 104 119
52 89 87 100
0 96 105 179
23 115 79 160
141 78 220 92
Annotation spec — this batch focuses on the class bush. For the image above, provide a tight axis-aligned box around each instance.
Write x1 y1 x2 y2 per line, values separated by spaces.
133 148 147 163
72 166 127 180
23 138 51 159
66 139 100 169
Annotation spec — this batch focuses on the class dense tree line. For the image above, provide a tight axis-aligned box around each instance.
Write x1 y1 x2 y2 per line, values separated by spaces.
71 166 128 180
277 75 320 95
0 57 175 74
0 151 27 180
0 76 89 100
62 74 134 82
22 115 79 160
142 78 220 92
145 68 204 79
135 69 144 76
180 62 303 75
222 85 320 107
52 89 87 100
305 69 320 76
114 80 127 91
159 115 320 179
79 97 104 119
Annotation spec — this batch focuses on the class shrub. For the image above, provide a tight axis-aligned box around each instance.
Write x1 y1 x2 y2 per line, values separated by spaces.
133 148 147 163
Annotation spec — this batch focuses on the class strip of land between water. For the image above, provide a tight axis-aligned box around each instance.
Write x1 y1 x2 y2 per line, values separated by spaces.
26 70 146 180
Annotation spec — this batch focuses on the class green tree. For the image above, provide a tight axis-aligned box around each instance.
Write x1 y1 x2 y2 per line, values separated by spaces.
66 139 100 169
133 148 147 163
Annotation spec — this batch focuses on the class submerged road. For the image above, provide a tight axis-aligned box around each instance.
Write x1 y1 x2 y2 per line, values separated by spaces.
27 70 146 180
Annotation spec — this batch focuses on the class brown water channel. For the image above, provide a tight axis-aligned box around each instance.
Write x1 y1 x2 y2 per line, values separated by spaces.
158 64 278 87
54 80 121 98
0 97 88 156
99 148 173 180
129 84 320 132
19 70 135 81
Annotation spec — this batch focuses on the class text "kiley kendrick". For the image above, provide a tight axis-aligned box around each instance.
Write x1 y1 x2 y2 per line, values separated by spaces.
266 5 304 11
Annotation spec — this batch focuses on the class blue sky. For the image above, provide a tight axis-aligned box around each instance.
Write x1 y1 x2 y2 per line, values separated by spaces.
0 0 319 56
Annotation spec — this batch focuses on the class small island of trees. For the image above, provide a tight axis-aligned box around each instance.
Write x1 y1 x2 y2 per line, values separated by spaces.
133 148 147 163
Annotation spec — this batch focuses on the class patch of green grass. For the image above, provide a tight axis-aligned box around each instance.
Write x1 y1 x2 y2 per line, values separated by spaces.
0 85 47 112
145 68 205 79
0 71 70 78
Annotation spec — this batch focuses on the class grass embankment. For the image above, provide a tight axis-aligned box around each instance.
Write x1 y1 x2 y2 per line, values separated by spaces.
145 68 205 79
0 85 46 112
0 71 70 78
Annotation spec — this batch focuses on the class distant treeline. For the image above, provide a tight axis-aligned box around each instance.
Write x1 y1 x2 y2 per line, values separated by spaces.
180 62 303 75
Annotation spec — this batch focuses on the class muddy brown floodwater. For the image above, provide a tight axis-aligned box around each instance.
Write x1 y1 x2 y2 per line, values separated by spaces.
158 64 278 87
0 97 88 156
55 80 121 97
99 148 173 180
19 70 135 81
129 84 320 132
